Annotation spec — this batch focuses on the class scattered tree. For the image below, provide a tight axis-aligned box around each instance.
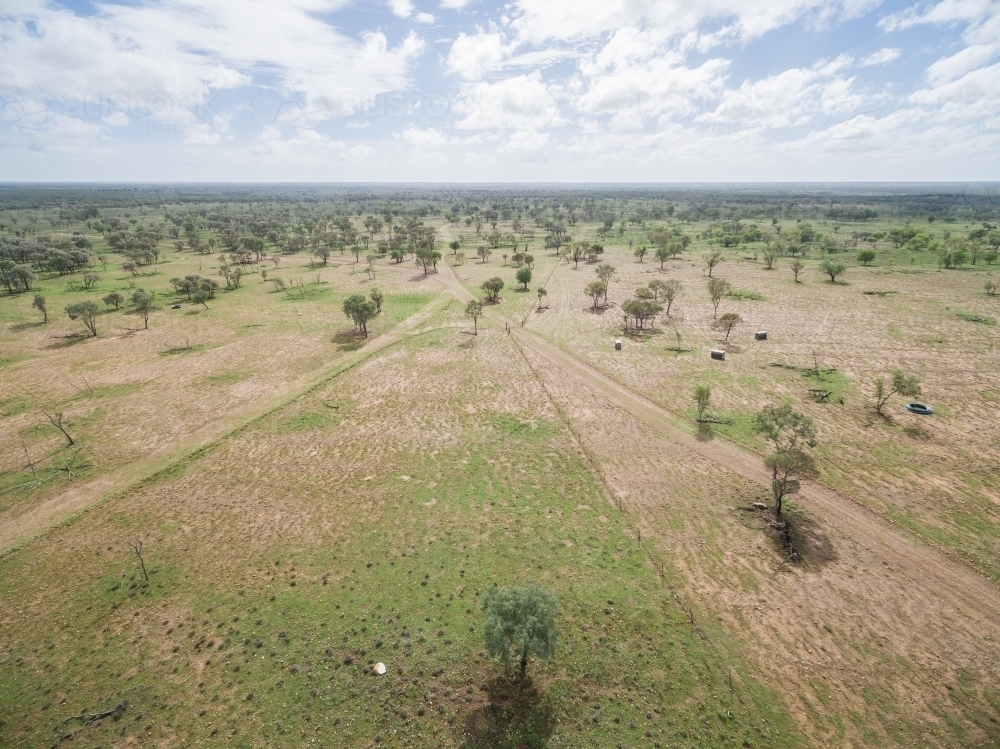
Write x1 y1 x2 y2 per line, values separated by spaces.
654 246 670 268
764 448 818 517
790 260 805 283
369 287 384 313
753 404 816 452
762 245 778 270
707 277 730 319
585 281 606 309
192 290 210 308
984 279 999 296
706 251 723 277
131 289 156 329
32 293 48 323
752 404 818 516
857 249 876 266
477 246 492 264
480 277 504 302
342 294 377 337
65 301 100 337
595 263 616 298
660 279 681 316
415 247 442 275
465 299 483 334
873 370 921 416
482 583 558 683
633 245 648 263
102 292 125 310
516 266 532 290
536 287 547 309
716 312 742 341
819 259 846 283
694 384 711 421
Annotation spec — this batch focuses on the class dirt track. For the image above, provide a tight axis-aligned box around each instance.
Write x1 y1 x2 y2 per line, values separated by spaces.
0 274 452 553
434 259 1000 626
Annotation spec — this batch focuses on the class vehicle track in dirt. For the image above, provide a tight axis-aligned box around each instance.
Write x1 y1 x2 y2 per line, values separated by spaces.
0 278 451 554
434 259 1000 626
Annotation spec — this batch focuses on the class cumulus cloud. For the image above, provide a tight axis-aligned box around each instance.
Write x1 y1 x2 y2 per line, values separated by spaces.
446 31 508 80
862 47 901 66
0 0 424 124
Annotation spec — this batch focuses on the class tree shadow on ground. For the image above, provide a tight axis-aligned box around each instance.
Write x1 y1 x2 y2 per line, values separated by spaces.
10 321 44 332
696 423 714 442
459 674 554 749
43 333 92 350
332 330 365 352
781 506 838 569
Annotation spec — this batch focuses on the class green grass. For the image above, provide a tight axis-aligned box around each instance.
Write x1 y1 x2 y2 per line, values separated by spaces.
0 338 801 749
956 310 996 325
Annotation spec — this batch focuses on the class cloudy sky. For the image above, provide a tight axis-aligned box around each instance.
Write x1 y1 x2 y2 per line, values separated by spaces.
1 0 998 181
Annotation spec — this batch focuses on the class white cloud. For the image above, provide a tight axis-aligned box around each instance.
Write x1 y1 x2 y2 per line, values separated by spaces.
440 0 472 8
453 73 563 132
509 0 878 46
101 111 130 127
401 124 448 146
446 31 507 80
926 43 1000 85
0 0 424 125
388 0 415 18
862 47 901 66
415 12 436 23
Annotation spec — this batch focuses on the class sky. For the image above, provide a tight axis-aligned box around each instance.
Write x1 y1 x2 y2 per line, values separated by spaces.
0 0 998 182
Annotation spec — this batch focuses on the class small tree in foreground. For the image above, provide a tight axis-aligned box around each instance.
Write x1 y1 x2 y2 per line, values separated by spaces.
790 260 805 283
716 312 741 341
753 404 817 516
873 370 921 415
342 294 377 337
819 259 846 283
694 384 711 421
32 293 47 323
764 448 818 516
482 582 558 682
464 299 483 334
132 289 156 329
536 287 547 309
985 279 999 296
707 277 730 319
66 301 100 337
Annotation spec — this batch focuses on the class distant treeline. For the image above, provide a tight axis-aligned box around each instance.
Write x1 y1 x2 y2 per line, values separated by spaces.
1 183 998 223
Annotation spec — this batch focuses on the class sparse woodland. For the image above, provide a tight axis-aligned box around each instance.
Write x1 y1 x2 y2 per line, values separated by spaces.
2 185 1000 749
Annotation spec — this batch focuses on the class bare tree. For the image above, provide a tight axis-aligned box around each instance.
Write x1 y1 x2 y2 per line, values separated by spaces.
43 411 74 446
129 539 149 582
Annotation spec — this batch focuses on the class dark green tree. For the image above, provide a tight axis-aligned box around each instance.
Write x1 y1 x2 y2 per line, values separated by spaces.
515 266 532 289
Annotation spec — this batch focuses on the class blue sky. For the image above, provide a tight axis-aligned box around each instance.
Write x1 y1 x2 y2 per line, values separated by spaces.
1 0 998 181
